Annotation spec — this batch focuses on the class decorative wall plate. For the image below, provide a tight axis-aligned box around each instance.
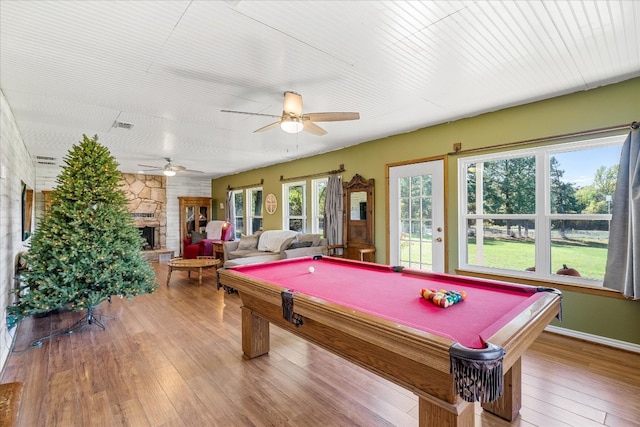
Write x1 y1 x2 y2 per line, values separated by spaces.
265 193 277 214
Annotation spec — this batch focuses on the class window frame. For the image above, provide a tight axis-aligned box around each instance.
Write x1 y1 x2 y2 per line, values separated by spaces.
282 181 307 232
231 189 244 238
246 187 263 235
458 134 623 287
311 177 328 235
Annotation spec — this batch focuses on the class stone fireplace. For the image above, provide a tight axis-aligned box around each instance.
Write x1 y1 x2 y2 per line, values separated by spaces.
120 174 167 250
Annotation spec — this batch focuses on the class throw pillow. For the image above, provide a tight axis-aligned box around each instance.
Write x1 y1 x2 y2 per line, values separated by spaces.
279 236 298 254
238 234 259 250
287 241 313 250
297 233 321 247
190 231 206 244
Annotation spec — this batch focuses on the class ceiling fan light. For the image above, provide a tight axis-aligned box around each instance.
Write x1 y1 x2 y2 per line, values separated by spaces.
281 117 304 134
163 169 176 177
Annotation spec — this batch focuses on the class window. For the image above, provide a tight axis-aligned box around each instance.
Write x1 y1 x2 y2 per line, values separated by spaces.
458 135 623 286
283 181 306 232
246 187 263 234
231 190 244 239
311 178 328 235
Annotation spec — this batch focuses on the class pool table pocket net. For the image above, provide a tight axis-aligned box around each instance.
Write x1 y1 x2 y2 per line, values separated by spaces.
450 342 506 402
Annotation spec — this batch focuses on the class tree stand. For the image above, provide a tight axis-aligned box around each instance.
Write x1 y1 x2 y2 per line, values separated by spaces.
66 306 105 332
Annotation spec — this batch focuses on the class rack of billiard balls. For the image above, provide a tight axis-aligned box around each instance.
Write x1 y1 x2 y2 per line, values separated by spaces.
420 288 467 308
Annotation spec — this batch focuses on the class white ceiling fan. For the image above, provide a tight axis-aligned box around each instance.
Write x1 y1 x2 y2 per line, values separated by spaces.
137 158 203 176
221 91 360 136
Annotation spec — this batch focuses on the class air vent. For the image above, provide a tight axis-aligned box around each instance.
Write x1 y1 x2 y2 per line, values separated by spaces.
113 121 134 130
35 155 58 166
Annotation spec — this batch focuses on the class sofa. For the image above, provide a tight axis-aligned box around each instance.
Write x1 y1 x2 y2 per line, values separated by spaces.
183 220 234 259
223 230 328 267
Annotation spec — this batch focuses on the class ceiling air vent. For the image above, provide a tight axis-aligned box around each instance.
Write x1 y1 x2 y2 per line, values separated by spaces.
36 155 58 166
113 120 134 130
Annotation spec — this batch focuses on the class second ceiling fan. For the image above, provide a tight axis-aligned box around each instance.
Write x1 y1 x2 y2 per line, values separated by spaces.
137 158 203 176
222 91 359 136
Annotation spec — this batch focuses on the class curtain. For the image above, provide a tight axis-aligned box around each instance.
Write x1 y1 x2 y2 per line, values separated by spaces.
324 175 343 252
603 123 639 299
225 191 234 223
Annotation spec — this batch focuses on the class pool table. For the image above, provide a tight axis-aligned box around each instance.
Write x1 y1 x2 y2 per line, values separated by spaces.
218 256 561 427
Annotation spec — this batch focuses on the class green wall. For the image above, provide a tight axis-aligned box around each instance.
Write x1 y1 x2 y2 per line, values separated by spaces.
212 77 640 345
551 290 640 344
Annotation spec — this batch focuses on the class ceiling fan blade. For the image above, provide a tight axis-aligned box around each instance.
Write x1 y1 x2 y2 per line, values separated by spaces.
138 164 162 170
169 165 186 171
184 169 204 174
221 109 281 119
254 121 282 133
304 112 360 122
303 120 327 136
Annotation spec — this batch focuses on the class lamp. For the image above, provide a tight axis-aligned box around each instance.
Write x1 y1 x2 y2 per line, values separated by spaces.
281 116 304 134
163 169 176 177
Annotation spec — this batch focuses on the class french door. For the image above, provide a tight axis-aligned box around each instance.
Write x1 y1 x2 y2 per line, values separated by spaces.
389 159 445 272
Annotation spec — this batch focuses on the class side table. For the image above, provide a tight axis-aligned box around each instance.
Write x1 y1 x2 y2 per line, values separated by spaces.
166 257 221 286
213 241 225 260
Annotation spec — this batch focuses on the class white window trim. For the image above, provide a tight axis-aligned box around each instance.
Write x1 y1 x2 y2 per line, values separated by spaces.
311 177 328 234
282 181 307 232
246 187 263 235
231 189 244 237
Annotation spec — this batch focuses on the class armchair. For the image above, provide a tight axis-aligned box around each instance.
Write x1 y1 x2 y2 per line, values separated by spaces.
183 221 234 259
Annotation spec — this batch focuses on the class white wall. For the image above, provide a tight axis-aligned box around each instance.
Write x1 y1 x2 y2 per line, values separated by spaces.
0 90 36 370
165 176 212 255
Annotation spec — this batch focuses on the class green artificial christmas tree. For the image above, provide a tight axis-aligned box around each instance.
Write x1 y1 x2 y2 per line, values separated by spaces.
9 135 157 327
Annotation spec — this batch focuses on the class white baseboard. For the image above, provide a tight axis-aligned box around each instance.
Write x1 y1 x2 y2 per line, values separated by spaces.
545 325 640 354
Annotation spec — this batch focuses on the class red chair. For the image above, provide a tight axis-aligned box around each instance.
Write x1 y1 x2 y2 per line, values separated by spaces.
183 221 234 259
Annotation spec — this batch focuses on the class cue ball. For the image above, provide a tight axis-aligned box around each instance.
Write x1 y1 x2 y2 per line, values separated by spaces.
308 266 315 273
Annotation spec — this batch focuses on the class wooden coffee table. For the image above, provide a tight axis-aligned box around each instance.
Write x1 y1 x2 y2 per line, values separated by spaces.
166 257 221 286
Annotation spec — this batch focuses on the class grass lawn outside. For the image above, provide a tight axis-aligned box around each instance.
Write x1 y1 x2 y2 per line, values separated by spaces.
466 238 607 279
399 231 607 280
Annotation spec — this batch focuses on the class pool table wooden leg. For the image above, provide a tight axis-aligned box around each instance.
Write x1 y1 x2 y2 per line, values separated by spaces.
481 358 522 421
418 394 473 427
241 307 270 359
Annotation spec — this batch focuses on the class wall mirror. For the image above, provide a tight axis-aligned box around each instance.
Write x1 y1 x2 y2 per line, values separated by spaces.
349 191 367 220
21 181 34 241
342 174 375 261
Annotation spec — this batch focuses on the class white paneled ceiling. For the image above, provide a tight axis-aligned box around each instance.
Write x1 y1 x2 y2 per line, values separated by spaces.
1 1 638 179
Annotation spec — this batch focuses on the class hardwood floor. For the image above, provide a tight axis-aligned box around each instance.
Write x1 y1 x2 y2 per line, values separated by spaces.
2 262 639 427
